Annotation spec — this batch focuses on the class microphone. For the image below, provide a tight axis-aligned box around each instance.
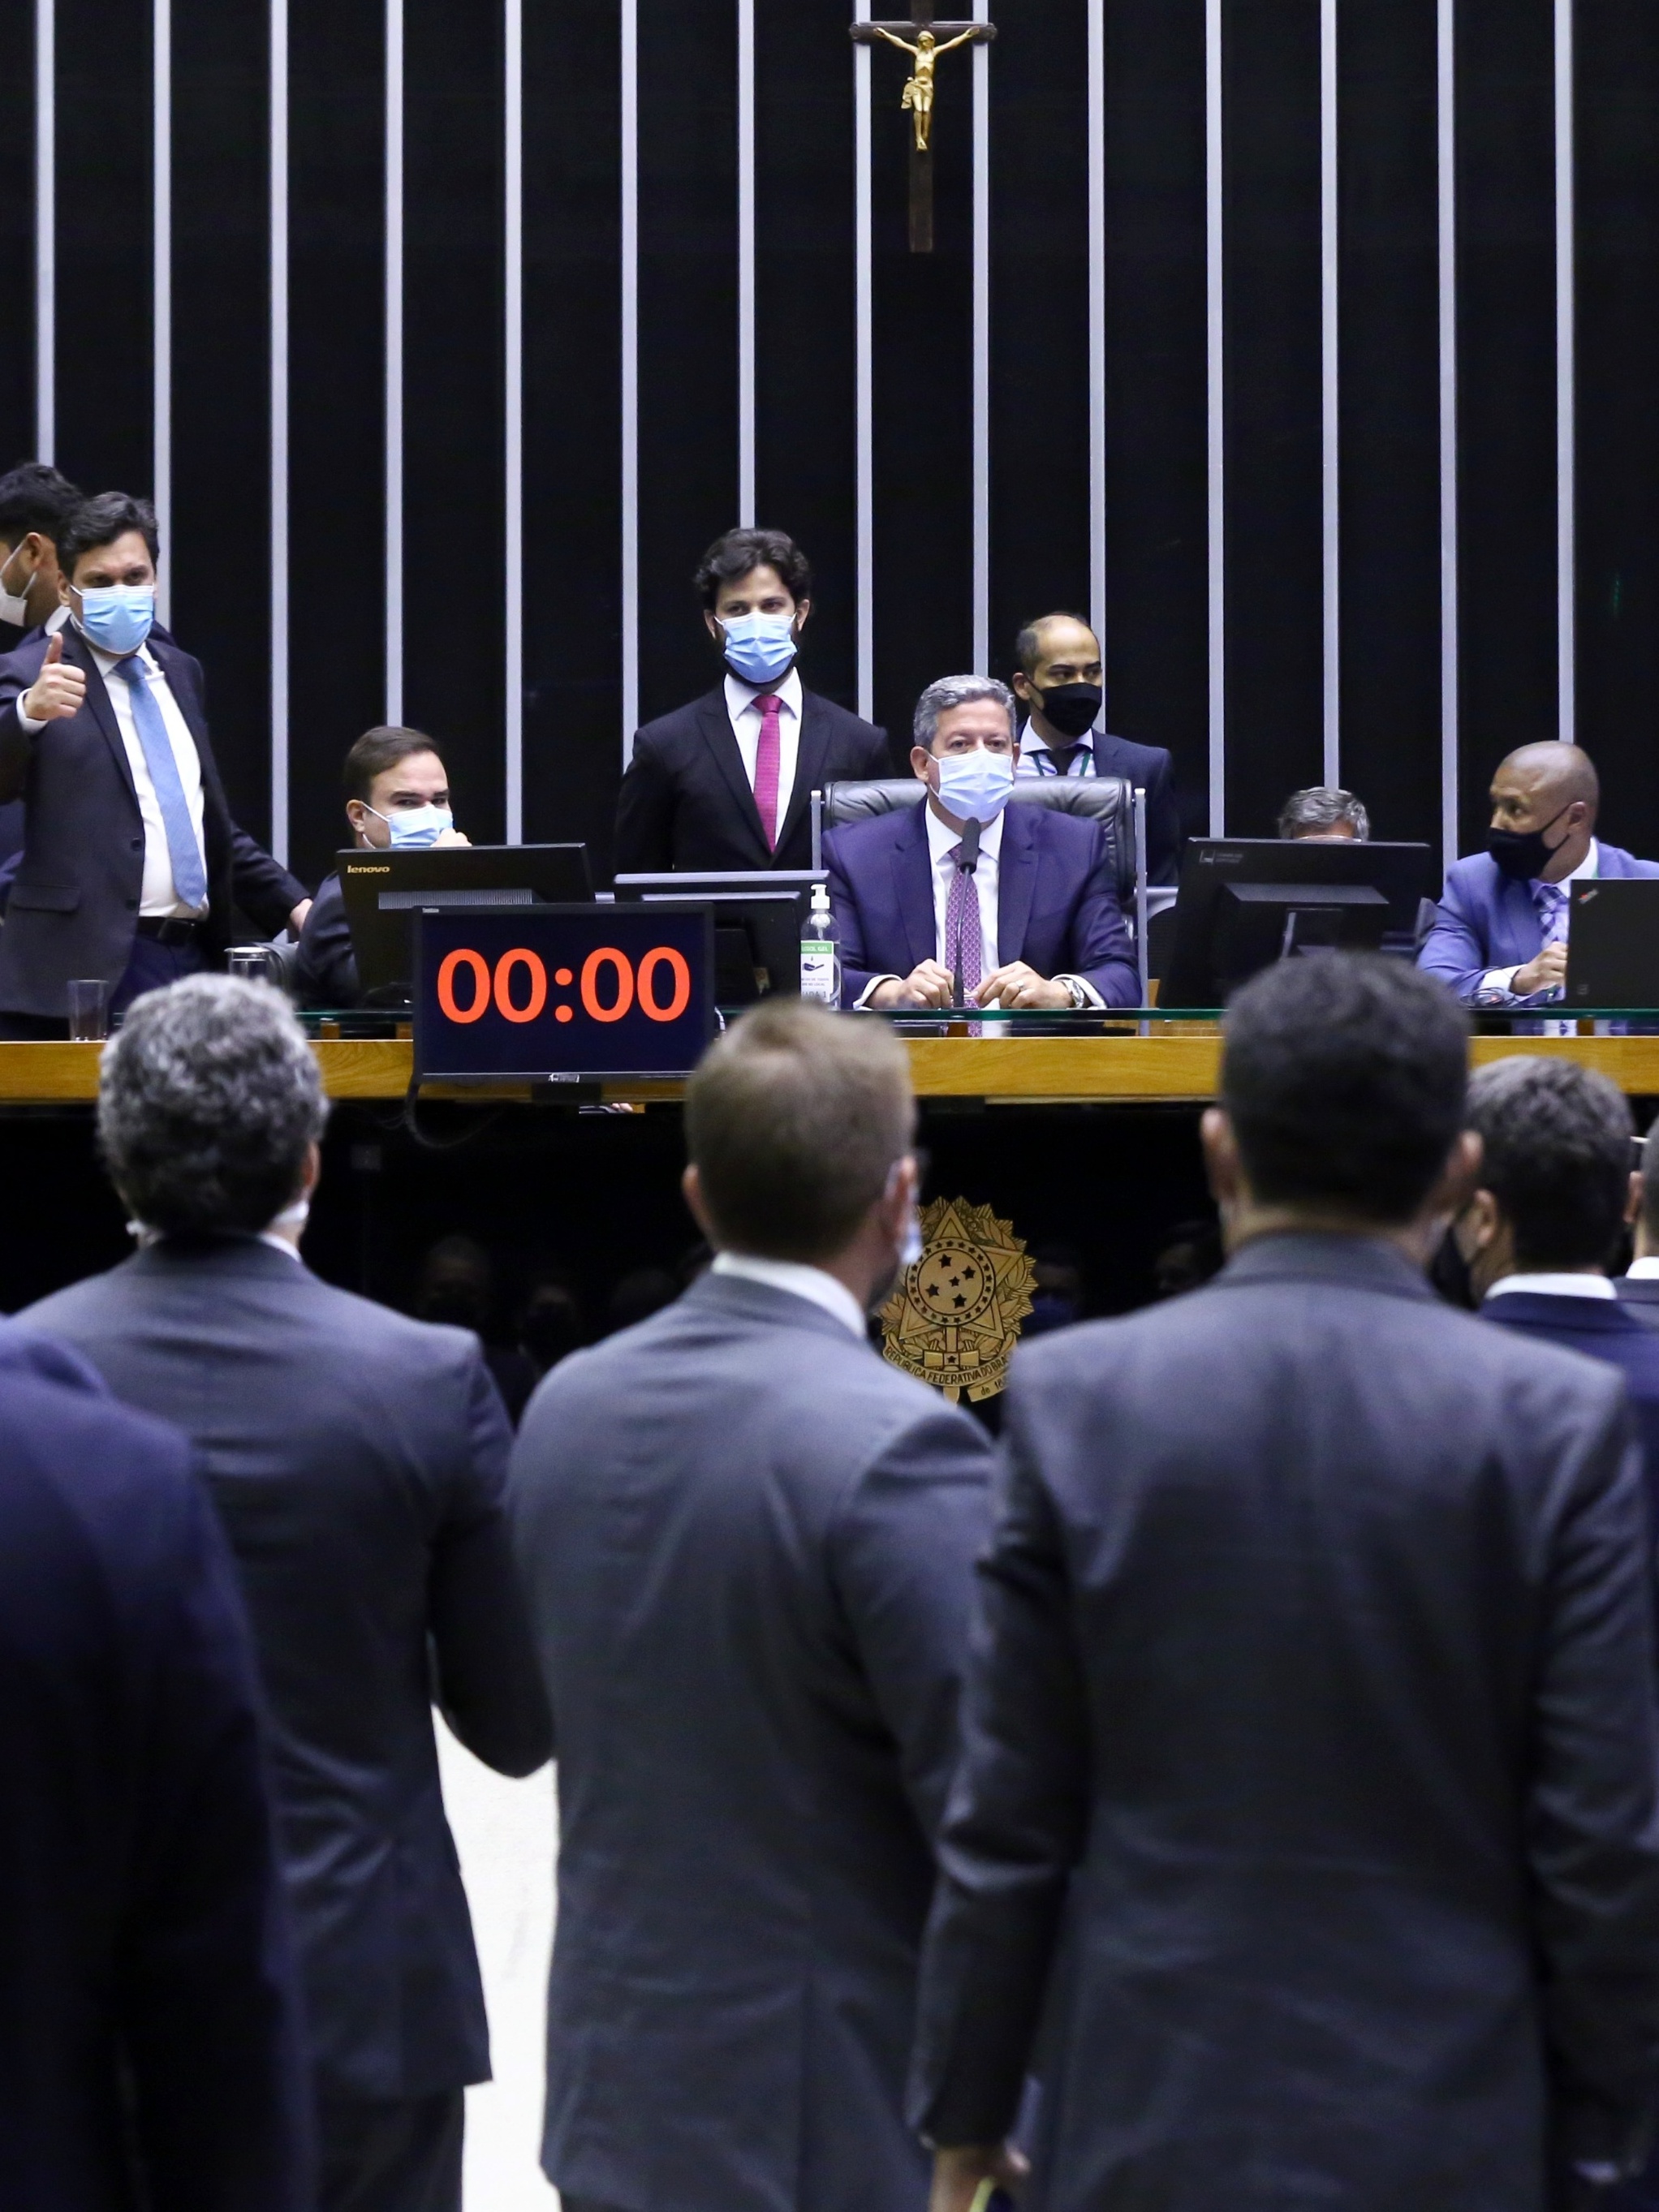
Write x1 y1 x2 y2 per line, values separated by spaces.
953 817 983 1008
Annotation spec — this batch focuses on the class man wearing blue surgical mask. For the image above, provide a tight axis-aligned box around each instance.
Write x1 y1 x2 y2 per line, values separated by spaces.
614 526 890 875
292 725 470 1009
824 673 1139 1010
0 488 311 1035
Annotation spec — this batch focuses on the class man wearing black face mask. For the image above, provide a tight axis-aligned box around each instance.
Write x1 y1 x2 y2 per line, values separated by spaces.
1009 611 1181 884
1417 743 1659 1005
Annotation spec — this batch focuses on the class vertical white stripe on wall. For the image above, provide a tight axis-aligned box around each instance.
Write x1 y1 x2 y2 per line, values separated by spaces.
1437 0 1458 870
153 0 171 625
854 2 873 723
1204 0 1225 834
737 0 756 529
1319 0 1338 785
384 0 404 726
621 0 640 758
35 0 54 462
1554 0 1575 744
1086 0 1106 681
504 0 524 839
971 0 989 674
270 0 290 863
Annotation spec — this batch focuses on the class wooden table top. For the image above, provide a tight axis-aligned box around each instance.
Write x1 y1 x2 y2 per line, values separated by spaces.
4 1030 1659 1106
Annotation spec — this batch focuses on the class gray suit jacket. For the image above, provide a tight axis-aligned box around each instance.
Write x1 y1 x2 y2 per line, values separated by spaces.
911 1233 1659 2211
509 1270 996 2212
24 1237 551 2102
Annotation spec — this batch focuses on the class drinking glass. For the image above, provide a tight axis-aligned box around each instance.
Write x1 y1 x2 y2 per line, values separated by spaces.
67 979 109 1042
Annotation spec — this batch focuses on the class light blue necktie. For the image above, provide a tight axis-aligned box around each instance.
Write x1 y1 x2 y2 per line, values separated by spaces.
110 654 208 911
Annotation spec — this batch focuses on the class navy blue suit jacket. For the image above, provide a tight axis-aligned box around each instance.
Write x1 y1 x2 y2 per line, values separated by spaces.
24 1237 552 2102
1418 844 1659 1003
911 1234 1659 2208
291 869 358 1008
824 798 1140 1006
1020 727 1182 886
0 626 306 1016
0 1319 309 2211
510 1272 997 2212
1483 1289 1659 1518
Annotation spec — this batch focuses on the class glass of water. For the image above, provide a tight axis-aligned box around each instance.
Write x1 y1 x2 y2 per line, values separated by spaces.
227 945 278 987
67 979 109 1041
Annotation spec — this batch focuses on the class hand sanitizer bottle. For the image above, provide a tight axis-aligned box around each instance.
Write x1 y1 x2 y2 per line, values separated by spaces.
799 883 842 1008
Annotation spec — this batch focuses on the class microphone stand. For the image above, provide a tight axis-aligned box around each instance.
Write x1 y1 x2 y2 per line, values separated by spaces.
951 816 982 1012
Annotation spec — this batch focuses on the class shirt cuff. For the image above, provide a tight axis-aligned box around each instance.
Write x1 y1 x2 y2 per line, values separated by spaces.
15 708 45 736
1054 975 1104 1009
1476 966 1521 1005
855 975 903 1009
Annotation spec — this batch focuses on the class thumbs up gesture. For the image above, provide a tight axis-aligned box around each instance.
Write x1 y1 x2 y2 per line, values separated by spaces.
21 634 87 724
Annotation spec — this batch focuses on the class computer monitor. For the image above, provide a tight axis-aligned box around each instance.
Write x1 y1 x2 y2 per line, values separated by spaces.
612 871 821 1003
1161 838 1437 1009
338 843 593 1005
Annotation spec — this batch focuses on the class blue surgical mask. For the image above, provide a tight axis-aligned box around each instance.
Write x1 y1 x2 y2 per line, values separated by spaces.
720 611 799 686
934 747 1015 824
368 802 454 849
75 585 155 656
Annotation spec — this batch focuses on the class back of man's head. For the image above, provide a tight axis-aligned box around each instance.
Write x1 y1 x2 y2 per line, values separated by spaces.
1222 953 1468 1225
98 975 329 1237
1464 1057 1633 1271
686 1001 912 1263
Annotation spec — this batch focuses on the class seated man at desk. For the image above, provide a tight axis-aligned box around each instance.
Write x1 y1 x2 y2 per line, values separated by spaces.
292 724 468 1008
1417 742 1659 1005
824 674 1139 1011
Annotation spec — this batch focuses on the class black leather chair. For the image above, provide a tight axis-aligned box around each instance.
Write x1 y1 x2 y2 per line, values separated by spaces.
821 775 1139 909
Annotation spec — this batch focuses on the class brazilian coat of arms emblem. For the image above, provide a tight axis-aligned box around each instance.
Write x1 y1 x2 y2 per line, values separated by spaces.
879 1196 1036 1403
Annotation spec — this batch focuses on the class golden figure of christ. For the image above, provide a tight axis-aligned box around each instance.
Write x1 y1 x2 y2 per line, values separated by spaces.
868 23 980 153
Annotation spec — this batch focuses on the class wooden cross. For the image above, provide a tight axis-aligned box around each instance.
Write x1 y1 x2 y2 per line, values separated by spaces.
851 1 995 253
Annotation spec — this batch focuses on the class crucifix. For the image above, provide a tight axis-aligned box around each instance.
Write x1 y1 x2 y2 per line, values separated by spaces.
850 1 996 253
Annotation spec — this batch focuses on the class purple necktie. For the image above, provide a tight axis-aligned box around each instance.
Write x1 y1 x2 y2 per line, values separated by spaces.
945 845 983 1000
752 695 782 850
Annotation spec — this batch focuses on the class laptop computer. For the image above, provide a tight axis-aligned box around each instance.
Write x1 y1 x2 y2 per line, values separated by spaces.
1565 878 1659 1009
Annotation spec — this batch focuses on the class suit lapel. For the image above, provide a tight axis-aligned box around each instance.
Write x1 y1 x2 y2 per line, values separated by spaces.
774 689 828 859
892 804 937 972
65 627 138 802
996 806 1039 966
695 691 771 866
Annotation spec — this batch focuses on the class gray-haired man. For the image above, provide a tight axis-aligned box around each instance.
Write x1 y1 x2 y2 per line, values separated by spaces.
824 673 1139 1009
23 975 551 2212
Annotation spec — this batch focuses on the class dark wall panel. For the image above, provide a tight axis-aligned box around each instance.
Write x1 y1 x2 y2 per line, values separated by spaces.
1223 0 1322 836
173 0 270 846
287 0 385 889
404 0 503 843
1456 0 1556 846
1103 0 1209 828
1336 0 1439 842
0 0 35 463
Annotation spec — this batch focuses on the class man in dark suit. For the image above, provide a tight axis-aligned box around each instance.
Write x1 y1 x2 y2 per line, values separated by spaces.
0 1316 311 2211
1418 742 1659 1004
911 953 1659 2212
1010 610 1181 884
613 526 889 875
510 999 996 2212
825 673 1139 1009
24 975 552 2212
0 459 80 652
1457 1057 1659 1511
0 490 309 1035
1616 1113 1659 1324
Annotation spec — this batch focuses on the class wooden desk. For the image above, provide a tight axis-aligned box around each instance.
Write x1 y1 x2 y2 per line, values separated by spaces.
4 1030 1658 1107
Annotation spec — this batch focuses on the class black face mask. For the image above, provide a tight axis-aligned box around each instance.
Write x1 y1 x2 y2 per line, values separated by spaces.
1487 802 1574 884
1032 682 1102 741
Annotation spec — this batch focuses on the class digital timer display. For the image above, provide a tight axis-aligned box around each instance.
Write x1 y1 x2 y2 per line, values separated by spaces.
413 904 716 1080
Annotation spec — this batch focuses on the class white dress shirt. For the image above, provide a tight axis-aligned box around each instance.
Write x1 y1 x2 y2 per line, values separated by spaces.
724 666 804 840
855 803 1101 1008
1626 1257 1659 1280
19 629 207 917
1485 1272 1616 1301
1480 839 1599 1002
710 1250 868 1341
1015 724 1097 777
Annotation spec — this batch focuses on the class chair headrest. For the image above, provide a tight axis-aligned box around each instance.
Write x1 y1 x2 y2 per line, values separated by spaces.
822 775 1135 830
822 779 929 827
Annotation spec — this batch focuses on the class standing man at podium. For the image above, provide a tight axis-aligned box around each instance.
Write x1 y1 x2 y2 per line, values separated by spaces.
613 527 889 875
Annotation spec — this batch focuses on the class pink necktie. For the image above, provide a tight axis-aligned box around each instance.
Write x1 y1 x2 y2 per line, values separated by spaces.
753 695 782 851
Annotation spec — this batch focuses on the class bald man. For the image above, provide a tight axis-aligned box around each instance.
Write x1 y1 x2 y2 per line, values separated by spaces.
1417 745 1659 1004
